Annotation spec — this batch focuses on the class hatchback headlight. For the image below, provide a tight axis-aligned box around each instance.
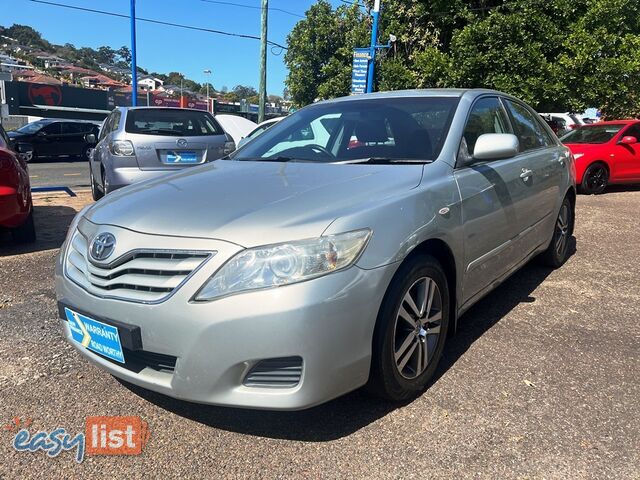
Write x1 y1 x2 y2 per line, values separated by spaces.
110 140 135 156
194 229 371 301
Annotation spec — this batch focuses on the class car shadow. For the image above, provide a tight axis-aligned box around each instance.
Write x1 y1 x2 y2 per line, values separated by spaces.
0 204 78 256
118 238 577 442
604 184 640 194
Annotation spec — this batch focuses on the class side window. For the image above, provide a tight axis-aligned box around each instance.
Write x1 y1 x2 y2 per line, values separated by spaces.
110 111 122 133
504 100 549 152
98 115 112 141
622 124 640 139
62 123 84 135
460 97 512 158
42 123 61 135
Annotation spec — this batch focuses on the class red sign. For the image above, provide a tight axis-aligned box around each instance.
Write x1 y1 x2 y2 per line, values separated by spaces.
27 84 62 106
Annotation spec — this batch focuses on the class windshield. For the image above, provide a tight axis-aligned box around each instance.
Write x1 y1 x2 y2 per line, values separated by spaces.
561 124 624 144
125 109 223 136
16 121 49 134
232 97 459 163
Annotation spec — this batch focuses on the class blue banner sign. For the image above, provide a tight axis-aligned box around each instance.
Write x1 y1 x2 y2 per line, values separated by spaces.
351 48 370 95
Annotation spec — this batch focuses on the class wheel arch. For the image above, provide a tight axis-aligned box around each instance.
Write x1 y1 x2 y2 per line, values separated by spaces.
404 238 458 335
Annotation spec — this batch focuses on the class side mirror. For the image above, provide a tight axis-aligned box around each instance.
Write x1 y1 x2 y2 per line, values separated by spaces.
85 133 97 144
473 133 519 161
619 135 637 145
36 130 47 137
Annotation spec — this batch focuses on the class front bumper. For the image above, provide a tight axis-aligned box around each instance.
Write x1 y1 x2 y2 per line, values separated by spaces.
55 239 397 410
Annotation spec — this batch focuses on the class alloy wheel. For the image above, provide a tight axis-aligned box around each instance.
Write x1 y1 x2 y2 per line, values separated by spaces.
586 165 607 191
393 276 443 379
555 203 570 257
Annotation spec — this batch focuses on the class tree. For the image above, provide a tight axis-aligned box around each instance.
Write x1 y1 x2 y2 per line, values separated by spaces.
232 85 258 99
285 0 640 116
284 1 369 106
95 46 116 65
5 24 53 51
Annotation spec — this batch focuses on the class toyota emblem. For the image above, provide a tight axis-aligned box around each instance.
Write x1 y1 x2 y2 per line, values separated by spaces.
176 138 188 148
90 233 116 261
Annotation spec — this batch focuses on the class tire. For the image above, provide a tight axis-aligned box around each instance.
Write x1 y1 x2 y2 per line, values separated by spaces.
80 145 92 161
90 166 104 201
580 162 608 194
367 254 450 402
540 196 573 268
11 210 36 244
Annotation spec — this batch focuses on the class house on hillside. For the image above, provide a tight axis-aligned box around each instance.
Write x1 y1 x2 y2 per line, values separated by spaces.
80 74 126 90
138 75 164 91
98 63 132 78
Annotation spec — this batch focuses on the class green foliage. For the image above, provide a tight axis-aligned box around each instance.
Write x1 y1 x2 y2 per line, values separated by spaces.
285 0 640 117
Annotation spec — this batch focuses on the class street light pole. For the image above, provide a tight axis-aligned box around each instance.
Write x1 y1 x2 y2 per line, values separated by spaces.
366 0 381 94
130 0 138 106
258 0 268 123
204 69 212 113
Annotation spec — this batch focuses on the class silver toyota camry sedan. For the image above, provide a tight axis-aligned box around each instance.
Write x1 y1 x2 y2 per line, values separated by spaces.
56 89 576 410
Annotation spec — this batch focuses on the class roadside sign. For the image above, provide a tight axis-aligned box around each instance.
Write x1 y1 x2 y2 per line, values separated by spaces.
351 48 369 95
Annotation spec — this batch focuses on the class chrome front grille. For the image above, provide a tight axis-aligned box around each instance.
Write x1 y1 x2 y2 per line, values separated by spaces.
65 228 213 303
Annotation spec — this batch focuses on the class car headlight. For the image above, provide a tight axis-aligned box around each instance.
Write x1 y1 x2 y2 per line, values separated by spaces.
573 153 584 160
110 140 135 156
194 229 371 301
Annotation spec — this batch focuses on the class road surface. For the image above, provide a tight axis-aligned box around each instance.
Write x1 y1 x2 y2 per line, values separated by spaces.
28 160 90 190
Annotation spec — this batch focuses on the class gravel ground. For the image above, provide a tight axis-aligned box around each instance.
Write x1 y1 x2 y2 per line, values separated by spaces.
0 189 638 479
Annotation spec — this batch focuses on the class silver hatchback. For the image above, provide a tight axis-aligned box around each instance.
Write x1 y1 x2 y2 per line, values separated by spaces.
89 107 235 200
57 89 576 410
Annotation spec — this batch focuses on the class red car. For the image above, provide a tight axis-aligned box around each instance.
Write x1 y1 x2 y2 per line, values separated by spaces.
561 120 640 194
0 124 35 243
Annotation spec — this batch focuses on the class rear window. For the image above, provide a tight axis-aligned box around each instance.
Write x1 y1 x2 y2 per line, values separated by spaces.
125 109 223 136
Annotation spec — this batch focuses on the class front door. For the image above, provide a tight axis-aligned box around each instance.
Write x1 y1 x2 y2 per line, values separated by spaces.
34 122 62 157
454 96 525 304
613 124 640 181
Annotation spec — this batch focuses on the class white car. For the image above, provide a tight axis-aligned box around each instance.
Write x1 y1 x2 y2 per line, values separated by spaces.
540 112 584 136
237 117 285 148
214 114 257 145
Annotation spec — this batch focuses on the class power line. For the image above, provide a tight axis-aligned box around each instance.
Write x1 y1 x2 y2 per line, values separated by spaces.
199 0 303 18
28 0 288 49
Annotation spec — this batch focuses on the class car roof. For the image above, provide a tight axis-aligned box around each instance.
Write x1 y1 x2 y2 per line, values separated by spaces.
586 120 638 126
316 88 504 106
117 106 210 114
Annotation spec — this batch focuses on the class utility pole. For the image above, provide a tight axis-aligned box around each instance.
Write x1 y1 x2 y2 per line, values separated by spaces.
366 0 381 94
130 0 138 106
258 0 268 123
204 69 212 113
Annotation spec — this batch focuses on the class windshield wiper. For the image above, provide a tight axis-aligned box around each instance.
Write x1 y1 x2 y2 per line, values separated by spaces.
234 156 296 162
336 157 433 165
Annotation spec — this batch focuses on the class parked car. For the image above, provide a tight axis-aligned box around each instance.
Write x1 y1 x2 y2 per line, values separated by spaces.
56 89 576 410
89 107 235 200
7 119 99 162
214 114 257 145
561 120 640 194
237 117 284 148
540 114 565 136
0 123 35 243
540 113 584 136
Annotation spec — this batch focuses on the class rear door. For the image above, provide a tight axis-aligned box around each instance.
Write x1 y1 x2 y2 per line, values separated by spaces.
60 122 86 156
612 123 640 181
502 99 565 253
36 122 62 157
454 96 525 303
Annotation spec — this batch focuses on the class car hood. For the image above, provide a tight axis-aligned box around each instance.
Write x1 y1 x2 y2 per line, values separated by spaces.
85 160 424 247
7 131 23 139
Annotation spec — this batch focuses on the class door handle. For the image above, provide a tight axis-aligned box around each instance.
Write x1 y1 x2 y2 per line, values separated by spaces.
520 168 533 179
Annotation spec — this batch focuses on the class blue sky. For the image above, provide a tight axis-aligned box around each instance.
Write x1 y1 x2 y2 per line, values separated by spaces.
4 0 347 96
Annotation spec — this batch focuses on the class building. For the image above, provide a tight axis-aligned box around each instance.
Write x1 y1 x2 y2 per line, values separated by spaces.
138 75 164 91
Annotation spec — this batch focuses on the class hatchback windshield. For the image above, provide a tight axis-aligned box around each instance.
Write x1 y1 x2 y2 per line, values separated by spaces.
125 109 222 136
16 121 50 134
561 124 624 144
232 97 459 163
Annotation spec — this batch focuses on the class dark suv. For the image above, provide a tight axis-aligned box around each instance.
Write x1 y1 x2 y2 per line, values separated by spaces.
8 119 99 161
